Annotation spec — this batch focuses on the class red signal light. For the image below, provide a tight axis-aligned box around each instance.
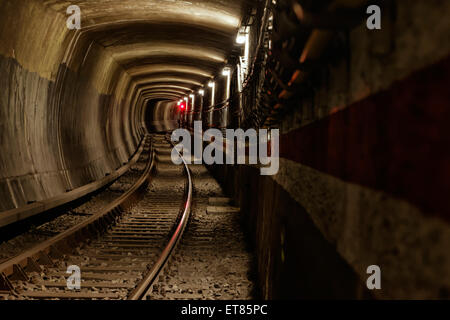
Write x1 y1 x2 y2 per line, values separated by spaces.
179 103 186 111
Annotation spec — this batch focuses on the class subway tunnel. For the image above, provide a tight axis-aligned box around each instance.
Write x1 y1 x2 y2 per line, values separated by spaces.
0 0 449 302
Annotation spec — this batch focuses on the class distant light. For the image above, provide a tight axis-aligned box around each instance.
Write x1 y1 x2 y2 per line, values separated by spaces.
177 100 181 106
198 89 205 96
208 81 215 87
189 94 194 98
222 67 231 76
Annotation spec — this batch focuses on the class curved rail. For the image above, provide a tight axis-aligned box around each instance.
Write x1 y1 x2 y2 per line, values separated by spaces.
0 136 155 289
128 135 193 300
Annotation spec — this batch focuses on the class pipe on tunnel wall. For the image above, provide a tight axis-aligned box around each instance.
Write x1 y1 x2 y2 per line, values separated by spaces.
0 0 144 213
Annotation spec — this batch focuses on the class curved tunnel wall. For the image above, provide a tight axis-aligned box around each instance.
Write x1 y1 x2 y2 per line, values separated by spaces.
0 0 248 213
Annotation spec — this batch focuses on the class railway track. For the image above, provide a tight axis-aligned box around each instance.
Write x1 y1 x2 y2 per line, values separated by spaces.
0 137 151 264
0 134 192 300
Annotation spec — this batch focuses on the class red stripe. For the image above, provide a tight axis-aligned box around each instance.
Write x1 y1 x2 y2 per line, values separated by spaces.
280 55 450 221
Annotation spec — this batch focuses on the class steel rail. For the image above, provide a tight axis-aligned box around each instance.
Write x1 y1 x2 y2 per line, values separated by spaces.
0 136 155 291
128 135 193 300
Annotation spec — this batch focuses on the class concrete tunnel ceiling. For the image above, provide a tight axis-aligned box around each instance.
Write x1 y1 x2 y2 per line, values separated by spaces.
0 0 253 212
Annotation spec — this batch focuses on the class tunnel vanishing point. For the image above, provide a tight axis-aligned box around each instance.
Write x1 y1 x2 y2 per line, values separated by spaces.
0 0 449 300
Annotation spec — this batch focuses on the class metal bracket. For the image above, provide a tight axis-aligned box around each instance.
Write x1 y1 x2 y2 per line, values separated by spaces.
10 264 29 281
0 272 14 293
26 258 42 273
